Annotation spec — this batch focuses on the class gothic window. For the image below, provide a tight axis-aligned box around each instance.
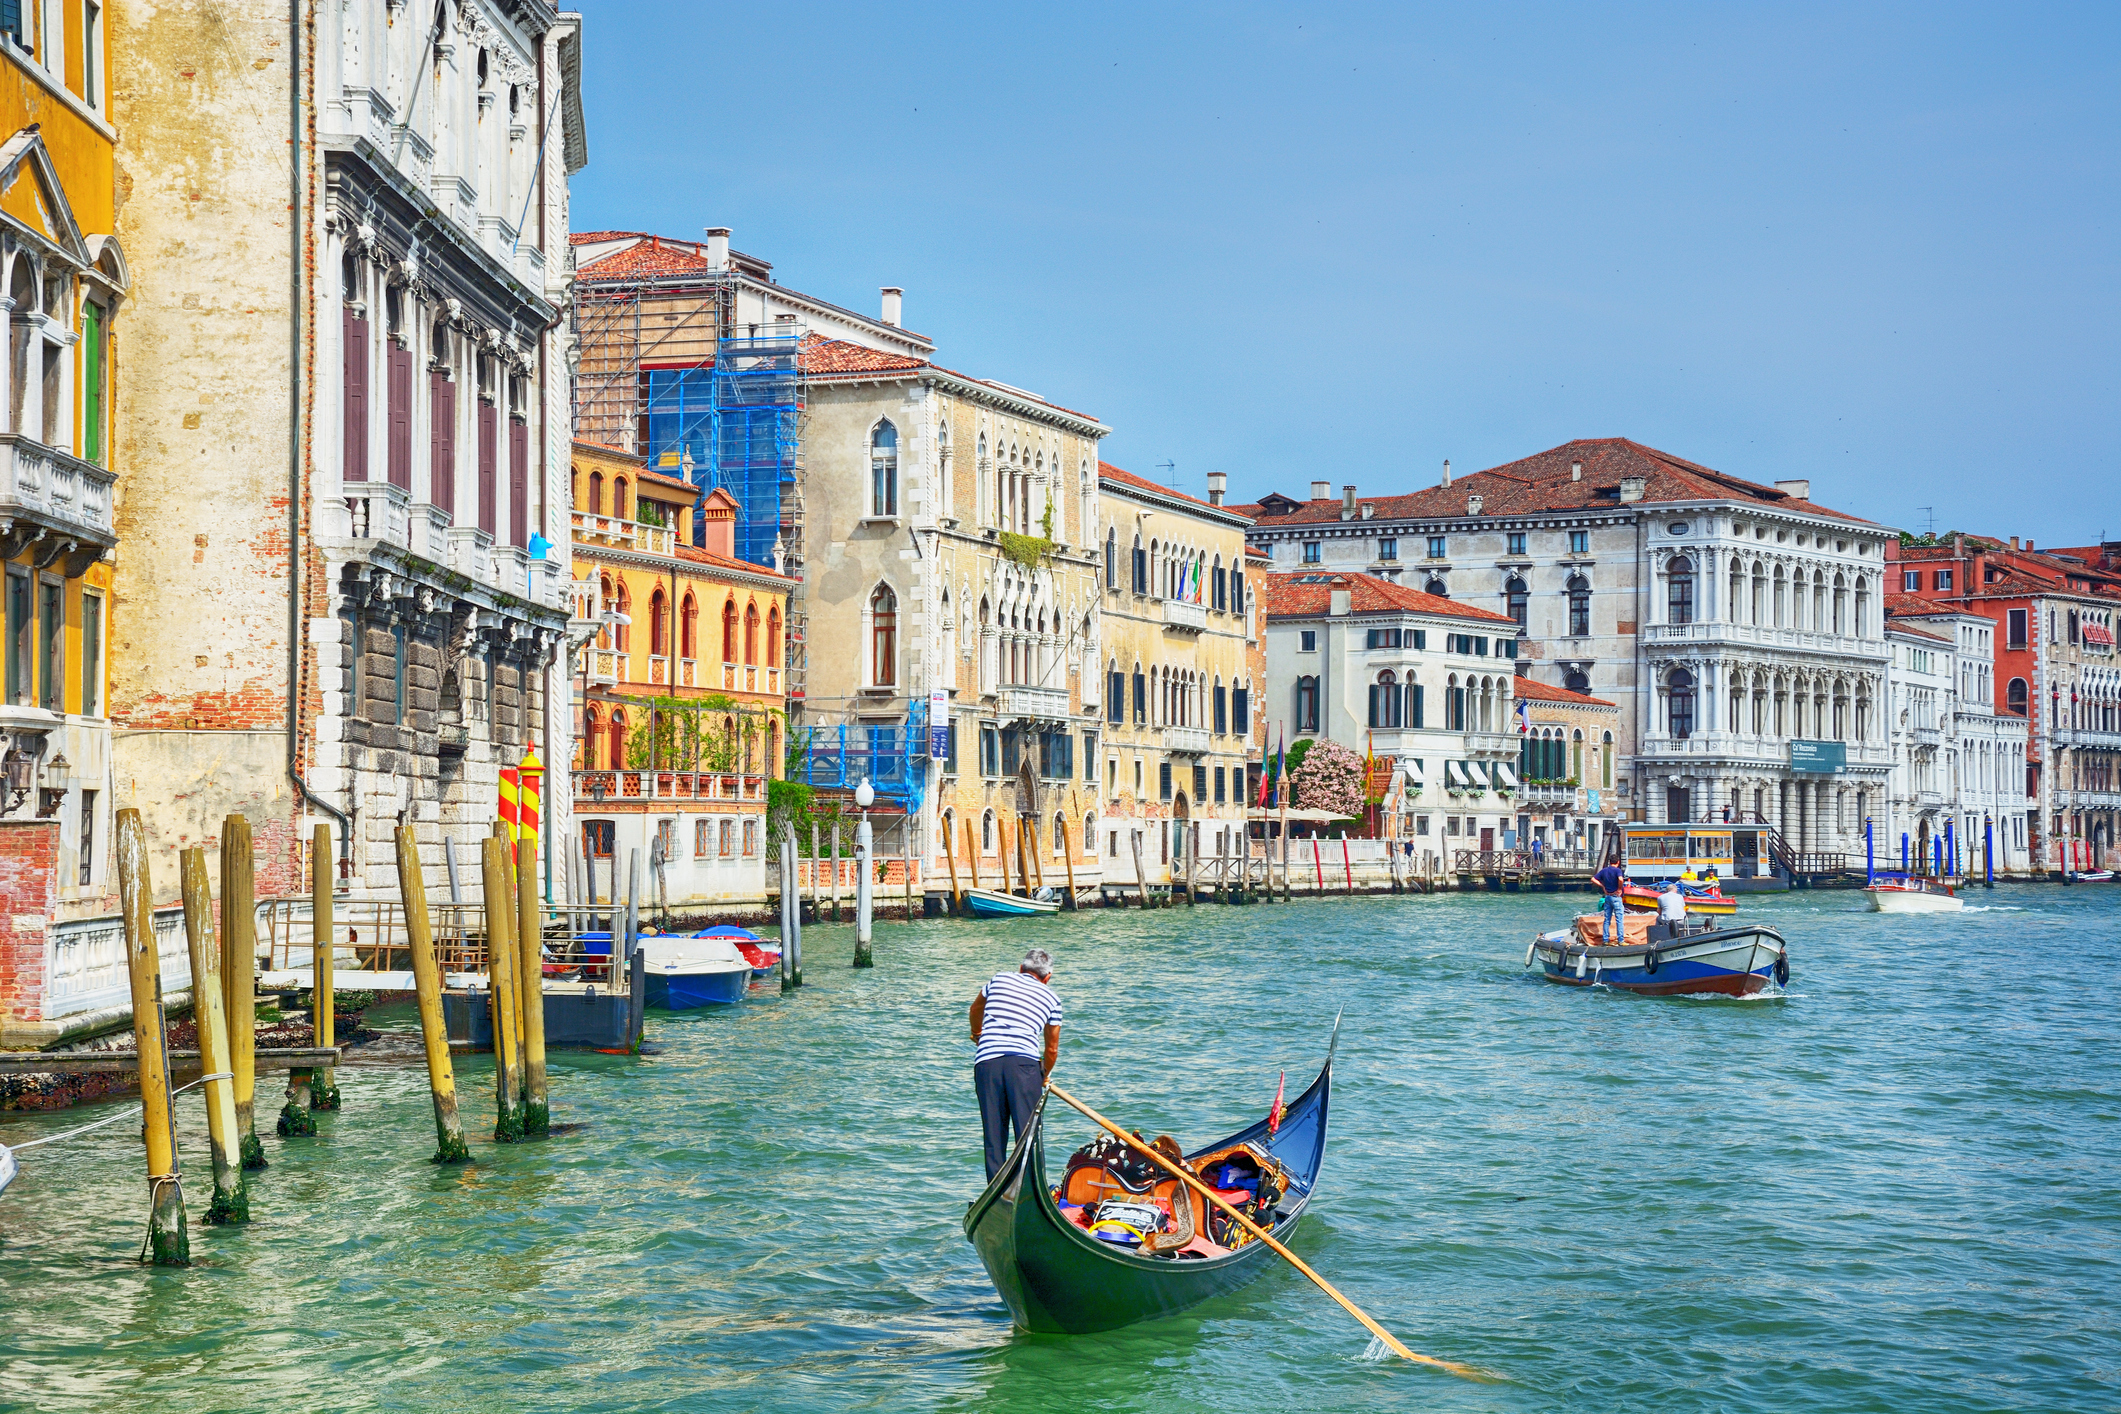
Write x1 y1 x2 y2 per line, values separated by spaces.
1295 675 1320 733
680 593 697 660
722 599 738 662
744 603 760 665
1567 575 1590 637
869 584 898 687
1564 667 1591 694
1105 528 1117 590
1505 576 1528 629
767 606 781 667
870 420 899 517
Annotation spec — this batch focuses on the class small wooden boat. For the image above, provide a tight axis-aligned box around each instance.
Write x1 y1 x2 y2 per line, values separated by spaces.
965 1035 1333 1334
1865 877 1964 913
963 886 1060 918
1621 882 1737 916
637 933 753 1008
1527 913 1788 995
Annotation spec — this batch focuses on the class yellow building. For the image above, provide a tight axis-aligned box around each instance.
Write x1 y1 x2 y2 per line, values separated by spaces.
568 441 793 906
0 3 126 1044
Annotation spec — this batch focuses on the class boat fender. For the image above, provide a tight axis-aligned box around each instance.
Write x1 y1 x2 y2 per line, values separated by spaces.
1574 947 1587 979
1642 947 1660 976
1525 940 1537 969
1773 954 1789 986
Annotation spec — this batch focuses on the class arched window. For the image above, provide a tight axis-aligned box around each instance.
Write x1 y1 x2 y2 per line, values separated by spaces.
1602 731 1614 788
1752 563 1767 624
1667 557 1695 625
1105 528 1117 590
1832 574 1848 635
721 599 738 662
1728 671 1744 732
1053 812 1068 858
597 574 616 648
649 587 668 656
937 424 952 513
744 603 759 665
1295 675 1319 733
1773 565 1787 626
1231 569 1245 616
680 593 698 660
870 420 899 517
613 476 629 520
870 584 898 687
1854 577 1870 637
1369 670 1402 728
614 582 632 650
1567 575 1590 637
1668 667 1696 738
1572 729 1584 782
1212 555 1226 611
1728 561 1744 623
981 809 995 854
1425 577 1449 598
608 708 628 770
1132 535 1147 593
589 469 604 515
1445 674 1464 730
2006 677 2028 715
767 606 781 666
1505 576 1529 629
1564 668 1591 693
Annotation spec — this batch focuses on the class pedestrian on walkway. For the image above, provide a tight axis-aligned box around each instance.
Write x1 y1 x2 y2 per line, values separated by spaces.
969 948 1062 1180
1593 856 1627 946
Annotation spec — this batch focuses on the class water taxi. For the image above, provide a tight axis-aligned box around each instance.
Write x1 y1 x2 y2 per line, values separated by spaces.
1864 876 1964 913
1527 912 1788 996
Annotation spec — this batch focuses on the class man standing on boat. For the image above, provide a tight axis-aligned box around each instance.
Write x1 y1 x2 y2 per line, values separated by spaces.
970 948 1063 1180
1593 856 1627 946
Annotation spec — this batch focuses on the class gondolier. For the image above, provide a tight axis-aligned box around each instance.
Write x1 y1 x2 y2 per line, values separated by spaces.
970 948 1063 1179
1593 856 1627 946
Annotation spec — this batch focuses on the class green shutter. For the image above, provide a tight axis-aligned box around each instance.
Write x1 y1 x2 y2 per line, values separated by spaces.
82 303 103 465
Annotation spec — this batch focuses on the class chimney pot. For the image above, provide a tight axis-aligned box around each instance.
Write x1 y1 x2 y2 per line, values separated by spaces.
1310 480 1331 501
1774 478 1811 501
880 287 903 327
1571 461 1582 482
2011 536 2021 550
1618 476 1648 504
1441 459 1452 487
705 227 730 270
1206 471 1227 507
2026 539 2035 551
1341 485 1357 520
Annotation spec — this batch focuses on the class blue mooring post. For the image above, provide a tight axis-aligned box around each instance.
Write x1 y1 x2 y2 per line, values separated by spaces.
1946 819 1955 877
1865 817 1874 885
1901 833 1910 873
1984 815 1995 888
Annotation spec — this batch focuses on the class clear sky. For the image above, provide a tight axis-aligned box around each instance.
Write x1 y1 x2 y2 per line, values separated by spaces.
567 2 2119 546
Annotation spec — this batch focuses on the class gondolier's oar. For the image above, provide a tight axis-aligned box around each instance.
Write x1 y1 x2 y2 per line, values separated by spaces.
1044 1081 1492 1381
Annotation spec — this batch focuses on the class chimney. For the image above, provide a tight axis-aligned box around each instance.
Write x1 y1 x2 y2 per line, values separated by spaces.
1341 485 1357 520
1618 476 1648 504
2026 539 2035 551
880 287 903 327
705 227 730 271
1440 459 1452 487
1570 461 1582 482
1310 480 1331 501
1953 533 1964 559
1361 504 1375 520
1467 494 1483 516
2011 536 2021 550
1774 478 1811 500
1206 471 1227 507
1329 581 1351 616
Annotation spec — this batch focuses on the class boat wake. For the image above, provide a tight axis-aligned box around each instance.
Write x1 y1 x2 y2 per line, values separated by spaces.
1359 1335 1394 1362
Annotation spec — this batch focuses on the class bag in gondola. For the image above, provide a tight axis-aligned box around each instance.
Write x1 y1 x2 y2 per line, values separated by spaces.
1061 1132 1162 1196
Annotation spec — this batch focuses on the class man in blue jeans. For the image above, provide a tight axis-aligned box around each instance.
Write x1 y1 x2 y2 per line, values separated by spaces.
1593 857 1627 945
969 948 1063 1180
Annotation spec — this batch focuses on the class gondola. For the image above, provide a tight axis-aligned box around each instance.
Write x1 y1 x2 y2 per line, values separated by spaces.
963 1031 1333 1334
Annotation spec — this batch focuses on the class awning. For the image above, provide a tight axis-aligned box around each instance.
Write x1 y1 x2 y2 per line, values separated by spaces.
1491 763 1522 789
1402 758 1426 785
1443 761 1468 788
2086 623 2115 647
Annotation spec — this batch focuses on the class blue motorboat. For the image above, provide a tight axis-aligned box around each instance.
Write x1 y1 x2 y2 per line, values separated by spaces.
1526 914 1788 997
963 886 1061 918
636 932 753 1008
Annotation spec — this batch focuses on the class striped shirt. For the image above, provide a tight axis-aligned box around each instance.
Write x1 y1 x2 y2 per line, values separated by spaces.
974 971 1063 1065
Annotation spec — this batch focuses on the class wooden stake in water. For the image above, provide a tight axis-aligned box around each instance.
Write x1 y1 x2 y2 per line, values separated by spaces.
516 837 549 1137
395 825 469 1163
481 837 524 1142
181 847 247 1224
220 814 267 1168
277 835 321 1138
1061 818 1078 911
1130 828 1150 909
943 814 964 915
310 823 342 1110
118 809 188 1265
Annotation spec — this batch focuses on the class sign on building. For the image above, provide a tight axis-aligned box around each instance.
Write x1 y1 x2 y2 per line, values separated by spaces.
929 690 950 759
1789 740 1846 774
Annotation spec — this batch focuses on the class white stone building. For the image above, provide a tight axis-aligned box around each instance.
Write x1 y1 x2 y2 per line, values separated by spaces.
1884 596 2032 876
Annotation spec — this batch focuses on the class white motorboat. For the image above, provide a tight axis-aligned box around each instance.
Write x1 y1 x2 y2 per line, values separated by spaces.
1865 877 1964 913
0 1141 15 1197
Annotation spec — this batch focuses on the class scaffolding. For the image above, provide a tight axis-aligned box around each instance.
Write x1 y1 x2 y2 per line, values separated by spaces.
705 326 801 568
790 700 931 814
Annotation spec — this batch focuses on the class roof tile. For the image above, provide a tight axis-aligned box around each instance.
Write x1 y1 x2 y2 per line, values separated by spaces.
1263 570 1517 626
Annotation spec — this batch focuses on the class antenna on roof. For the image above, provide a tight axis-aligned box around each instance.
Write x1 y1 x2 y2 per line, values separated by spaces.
1920 506 1936 538
1157 459 1177 487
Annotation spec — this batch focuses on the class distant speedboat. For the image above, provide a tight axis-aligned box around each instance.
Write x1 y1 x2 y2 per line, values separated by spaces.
963 886 1060 918
636 933 753 1007
2069 869 2115 883
1866 877 1964 913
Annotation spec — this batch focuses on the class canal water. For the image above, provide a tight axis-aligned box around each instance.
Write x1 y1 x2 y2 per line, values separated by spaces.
2 886 2116 1412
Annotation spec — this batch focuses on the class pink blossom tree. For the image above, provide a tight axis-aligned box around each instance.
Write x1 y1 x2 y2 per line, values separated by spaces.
1291 738 1365 818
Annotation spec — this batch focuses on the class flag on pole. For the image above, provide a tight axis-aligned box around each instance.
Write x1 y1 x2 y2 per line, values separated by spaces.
1268 1071 1287 1136
1515 697 1531 734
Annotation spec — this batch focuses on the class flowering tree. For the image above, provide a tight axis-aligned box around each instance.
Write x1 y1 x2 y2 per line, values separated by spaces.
1291 738 1365 818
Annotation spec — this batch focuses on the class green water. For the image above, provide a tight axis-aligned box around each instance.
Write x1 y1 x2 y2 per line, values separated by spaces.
2 888 2117 1412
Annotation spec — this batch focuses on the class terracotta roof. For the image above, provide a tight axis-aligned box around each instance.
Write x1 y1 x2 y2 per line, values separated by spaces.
674 544 797 583
1099 462 1221 514
571 230 652 245
571 439 645 463
1263 571 1517 625
1253 439 1876 528
1889 622 1953 644
633 465 699 500
1509 676 1616 708
798 333 928 375
1885 592 1957 617
577 237 716 282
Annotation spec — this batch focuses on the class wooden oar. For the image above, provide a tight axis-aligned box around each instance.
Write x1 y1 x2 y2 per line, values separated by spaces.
1044 1081 1491 1381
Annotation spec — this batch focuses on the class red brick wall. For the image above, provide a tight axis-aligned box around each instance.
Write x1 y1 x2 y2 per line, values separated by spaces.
0 822 62 1027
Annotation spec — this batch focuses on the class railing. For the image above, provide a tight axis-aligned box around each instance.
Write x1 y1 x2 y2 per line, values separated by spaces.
345 480 411 546
573 770 768 803
1642 621 1888 660
1911 726 1941 747
1162 600 1207 632
1165 725 1212 755
572 510 676 557
999 684 1071 723
1638 733 1893 766
43 906 189 1022
0 431 118 544
588 647 626 684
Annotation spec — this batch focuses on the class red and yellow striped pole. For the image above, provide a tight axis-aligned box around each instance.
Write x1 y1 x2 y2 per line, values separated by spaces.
498 766 521 842
516 748 543 851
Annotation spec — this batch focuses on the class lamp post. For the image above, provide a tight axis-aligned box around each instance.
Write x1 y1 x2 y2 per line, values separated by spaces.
854 777 875 967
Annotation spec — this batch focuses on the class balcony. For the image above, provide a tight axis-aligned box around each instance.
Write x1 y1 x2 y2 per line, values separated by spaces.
1162 599 1207 633
1460 731 1519 758
676 657 699 688
0 435 117 563
1641 620 1888 663
1636 732 1893 769
573 770 768 805
587 647 626 686
1910 725 1941 747
573 510 676 558
999 684 1071 724
718 663 784 696
1166 725 1212 756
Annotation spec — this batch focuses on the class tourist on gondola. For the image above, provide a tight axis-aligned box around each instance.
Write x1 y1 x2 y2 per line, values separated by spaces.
1593 857 1627 945
969 948 1064 1179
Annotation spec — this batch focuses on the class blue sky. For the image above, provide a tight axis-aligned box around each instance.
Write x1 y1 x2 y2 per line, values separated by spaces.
568 2 2119 546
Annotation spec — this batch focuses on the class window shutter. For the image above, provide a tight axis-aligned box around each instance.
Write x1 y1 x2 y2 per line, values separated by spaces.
342 308 369 481
1233 688 1248 734
430 374 456 517
509 417 529 547
1367 685 1379 729
477 399 498 534
387 345 413 489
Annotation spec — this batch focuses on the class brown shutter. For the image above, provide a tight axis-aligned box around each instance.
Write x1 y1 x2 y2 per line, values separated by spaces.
478 400 498 535
342 308 368 481
430 374 456 518
387 345 413 489
509 416 529 548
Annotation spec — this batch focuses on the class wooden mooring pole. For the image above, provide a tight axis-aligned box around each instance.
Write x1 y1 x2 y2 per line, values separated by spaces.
118 809 188 1265
516 835 549 1137
180 846 247 1224
482 836 525 1142
395 825 469 1163
943 814 963 915
1061 819 1079 910
220 814 266 1168
310 823 342 1111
